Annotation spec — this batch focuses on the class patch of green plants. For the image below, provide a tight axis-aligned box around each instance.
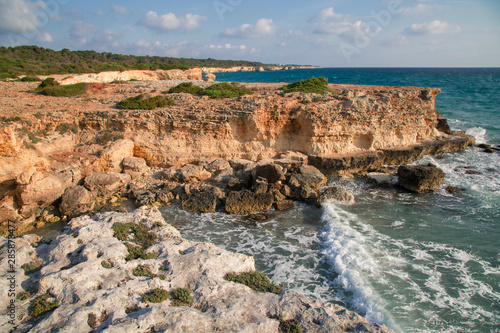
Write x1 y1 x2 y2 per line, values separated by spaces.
168 82 204 94
87 311 108 329
55 122 78 135
116 94 174 110
132 264 165 279
17 290 32 301
101 260 113 269
95 130 124 145
142 288 169 304
225 271 283 294
170 288 193 307
36 77 59 90
281 77 333 94
21 261 43 275
279 317 302 333
19 76 41 82
27 132 41 144
23 141 36 150
29 293 59 317
112 222 158 261
202 82 253 99
38 83 89 97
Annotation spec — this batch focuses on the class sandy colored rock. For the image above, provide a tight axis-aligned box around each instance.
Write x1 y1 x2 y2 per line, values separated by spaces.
83 172 131 197
317 187 355 206
204 73 216 81
59 186 95 217
0 126 18 157
289 165 328 191
176 164 211 183
99 139 134 172
252 163 286 183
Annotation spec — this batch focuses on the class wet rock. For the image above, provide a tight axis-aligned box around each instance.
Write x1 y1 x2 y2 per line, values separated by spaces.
225 190 274 215
59 186 95 217
84 172 132 197
397 165 445 193
133 186 174 206
446 186 464 194
477 144 491 149
288 165 327 191
181 186 224 213
366 173 393 184
317 187 354 206
275 200 294 211
483 148 498 154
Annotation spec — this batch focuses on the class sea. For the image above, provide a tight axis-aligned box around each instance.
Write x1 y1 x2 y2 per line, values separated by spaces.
162 68 500 333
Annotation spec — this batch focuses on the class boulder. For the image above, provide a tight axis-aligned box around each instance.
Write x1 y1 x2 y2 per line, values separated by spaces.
59 186 94 217
275 200 294 211
252 163 285 183
397 165 445 193
229 159 255 172
225 190 274 215
181 188 220 213
205 159 232 173
133 185 174 206
84 172 132 197
99 139 134 172
278 151 308 164
122 156 149 173
204 73 216 81
176 164 211 183
317 187 355 206
288 165 327 191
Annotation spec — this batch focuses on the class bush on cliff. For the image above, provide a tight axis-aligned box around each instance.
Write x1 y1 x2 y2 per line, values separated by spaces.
170 288 193 306
29 293 59 317
142 288 169 303
225 271 283 294
36 77 59 90
281 77 333 94
202 82 253 99
38 83 90 97
116 94 174 110
168 82 204 94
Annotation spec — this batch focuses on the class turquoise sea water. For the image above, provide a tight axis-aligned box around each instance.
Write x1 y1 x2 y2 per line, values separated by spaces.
164 68 500 333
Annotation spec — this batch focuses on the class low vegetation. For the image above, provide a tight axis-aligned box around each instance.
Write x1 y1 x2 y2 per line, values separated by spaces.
142 288 169 303
112 222 158 261
116 94 174 110
132 264 165 279
1 45 267 78
29 293 59 317
279 317 302 333
38 83 90 97
281 77 333 94
168 82 253 99
224 271 283 294
21 261 43 275
170 288 193 307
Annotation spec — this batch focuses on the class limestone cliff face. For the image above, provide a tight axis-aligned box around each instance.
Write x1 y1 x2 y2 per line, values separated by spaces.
57 68 203 85
78 85 448 167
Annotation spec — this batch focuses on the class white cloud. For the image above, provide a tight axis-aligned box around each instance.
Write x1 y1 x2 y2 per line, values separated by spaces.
222 18 277 38
312 7 381 39
0 0 50 34
404 20 461 35
36 31 53 42
70 21 97 39
400 4 442 15
112 4 127 15
208 43 247 50
139 11 206 32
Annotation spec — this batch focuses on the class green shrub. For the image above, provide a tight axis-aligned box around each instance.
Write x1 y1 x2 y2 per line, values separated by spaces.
39 83 89 97
113 222 158 261
132 264 165 279
171 288 193 306
202 82 253 99
279 317 302 333
142 288 169 303
29 293 59 317
101 260 113 269
168 82 204 94
17 290 32 301
225 271 283 294
281 77 333 94
37 77 59 90
21 261 43 275
116 94 174 110
19 76 41 82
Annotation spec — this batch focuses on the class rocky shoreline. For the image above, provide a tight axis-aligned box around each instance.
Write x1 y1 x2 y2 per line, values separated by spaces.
0 78 478 332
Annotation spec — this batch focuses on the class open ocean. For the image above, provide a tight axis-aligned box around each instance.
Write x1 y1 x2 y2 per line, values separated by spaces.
162 68 500 333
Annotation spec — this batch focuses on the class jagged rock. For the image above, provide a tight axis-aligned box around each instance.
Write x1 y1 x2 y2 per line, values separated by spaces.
133 186 174 206
99 139 134 172
446 186 464 193
0 208 394 333
59 186 94 217
397 165 445 193
0 195 19 234
275 200 294 211
16 169 78 218
253 177 269 194
229 159 255 172
0 126 18 157
278 151 308 164
225 190 274 215
436 118 452 134
205 159 232 173
122 156 149 173
176 164 211 183
252 163 286 183
288 165 327 191
317 187 355 206
84 172 132 197
181 186 224 213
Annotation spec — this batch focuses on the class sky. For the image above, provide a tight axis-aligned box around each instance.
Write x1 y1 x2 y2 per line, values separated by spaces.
0 0 499 67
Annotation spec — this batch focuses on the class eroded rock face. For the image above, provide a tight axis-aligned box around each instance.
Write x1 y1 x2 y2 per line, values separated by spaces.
397 164 445 193
0 208 395 333
83 172 131 197
225 190 274 215
59 186 94 218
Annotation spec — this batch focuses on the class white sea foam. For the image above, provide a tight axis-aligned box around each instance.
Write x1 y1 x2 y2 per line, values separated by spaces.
466 127 488 144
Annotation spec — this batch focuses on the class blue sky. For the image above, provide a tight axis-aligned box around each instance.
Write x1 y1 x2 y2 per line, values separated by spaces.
0 0 499 67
